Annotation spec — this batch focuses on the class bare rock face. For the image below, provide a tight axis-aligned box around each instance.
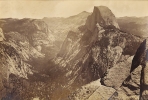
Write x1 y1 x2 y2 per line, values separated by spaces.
86 6 120 32
101 56 134 89
0 42 33 98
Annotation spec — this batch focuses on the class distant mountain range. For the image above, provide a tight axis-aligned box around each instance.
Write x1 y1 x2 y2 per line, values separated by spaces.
43 11 148 43
117 16 148 37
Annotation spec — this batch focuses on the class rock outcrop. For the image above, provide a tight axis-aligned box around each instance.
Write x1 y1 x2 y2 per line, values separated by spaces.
109 39 147 99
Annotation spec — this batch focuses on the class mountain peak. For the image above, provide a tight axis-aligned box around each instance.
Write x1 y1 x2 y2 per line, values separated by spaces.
79 11 90 15
86 6 120 32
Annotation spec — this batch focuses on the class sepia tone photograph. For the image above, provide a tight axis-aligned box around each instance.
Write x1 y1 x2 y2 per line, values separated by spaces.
0 0 148 100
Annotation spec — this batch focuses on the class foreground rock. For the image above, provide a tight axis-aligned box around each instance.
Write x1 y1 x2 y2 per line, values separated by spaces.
106 39 147 99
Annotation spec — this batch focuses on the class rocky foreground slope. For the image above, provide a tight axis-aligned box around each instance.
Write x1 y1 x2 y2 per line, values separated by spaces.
0 5 147 100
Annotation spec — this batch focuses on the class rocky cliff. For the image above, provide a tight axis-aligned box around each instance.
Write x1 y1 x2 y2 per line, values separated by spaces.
52 6 144 100
108 39 148 100
86 6 120 32
1 19 59 67
0 19 56 99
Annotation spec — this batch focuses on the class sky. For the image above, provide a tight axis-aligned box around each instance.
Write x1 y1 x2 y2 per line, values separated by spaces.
0 0 148 19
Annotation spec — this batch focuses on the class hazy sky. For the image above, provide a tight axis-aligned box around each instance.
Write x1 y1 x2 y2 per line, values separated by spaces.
0 0 148 18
